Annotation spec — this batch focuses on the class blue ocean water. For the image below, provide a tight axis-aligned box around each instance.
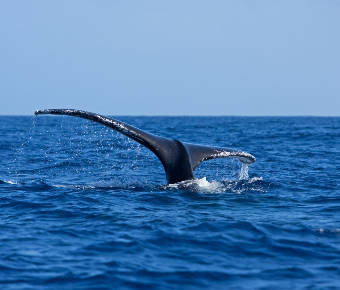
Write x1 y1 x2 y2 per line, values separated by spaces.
0 115 340 290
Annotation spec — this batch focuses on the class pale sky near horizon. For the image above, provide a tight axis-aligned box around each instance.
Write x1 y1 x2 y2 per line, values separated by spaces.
0 1 339 116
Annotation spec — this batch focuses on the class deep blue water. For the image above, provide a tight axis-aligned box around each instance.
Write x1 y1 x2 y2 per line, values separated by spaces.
0 115 340 290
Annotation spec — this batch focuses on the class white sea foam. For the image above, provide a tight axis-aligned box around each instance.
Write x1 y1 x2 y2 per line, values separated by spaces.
53 184 96 190
167 176 260 194
4 180 18 185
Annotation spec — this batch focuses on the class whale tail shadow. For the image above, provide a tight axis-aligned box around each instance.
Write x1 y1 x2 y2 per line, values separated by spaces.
35 109 255 184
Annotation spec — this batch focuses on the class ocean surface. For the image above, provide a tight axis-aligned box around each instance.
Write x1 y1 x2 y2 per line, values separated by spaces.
0 115 339 290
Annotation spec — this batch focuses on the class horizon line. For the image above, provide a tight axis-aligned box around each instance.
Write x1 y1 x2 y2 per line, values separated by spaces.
0 114 339 118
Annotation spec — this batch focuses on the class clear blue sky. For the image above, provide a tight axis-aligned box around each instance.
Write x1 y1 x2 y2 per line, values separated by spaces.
0 1 339 116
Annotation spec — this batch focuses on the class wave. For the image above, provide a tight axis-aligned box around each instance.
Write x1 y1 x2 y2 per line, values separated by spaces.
46 176 272 195
1 180 18 185
0 179 54 191
166 177 272 194
0 175 272 195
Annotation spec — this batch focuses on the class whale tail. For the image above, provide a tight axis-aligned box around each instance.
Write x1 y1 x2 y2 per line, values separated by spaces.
35 109 255 184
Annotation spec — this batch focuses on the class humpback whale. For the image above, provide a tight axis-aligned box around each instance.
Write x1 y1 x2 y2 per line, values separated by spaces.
34 109 255 184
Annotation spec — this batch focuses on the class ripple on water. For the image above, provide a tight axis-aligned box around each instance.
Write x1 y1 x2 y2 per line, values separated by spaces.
0 116 340 289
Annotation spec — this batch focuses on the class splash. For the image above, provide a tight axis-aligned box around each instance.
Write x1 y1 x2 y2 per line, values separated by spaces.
167 177 224 193
166 176 265 194
239 164 249 180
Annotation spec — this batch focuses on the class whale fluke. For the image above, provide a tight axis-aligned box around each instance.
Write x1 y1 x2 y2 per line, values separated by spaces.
35 109 255 184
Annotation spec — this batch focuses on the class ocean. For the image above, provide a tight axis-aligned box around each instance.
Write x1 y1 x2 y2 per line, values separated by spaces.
0 115 339 289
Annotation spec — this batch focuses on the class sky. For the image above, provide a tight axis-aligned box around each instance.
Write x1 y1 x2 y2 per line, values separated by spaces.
0 1 339 116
